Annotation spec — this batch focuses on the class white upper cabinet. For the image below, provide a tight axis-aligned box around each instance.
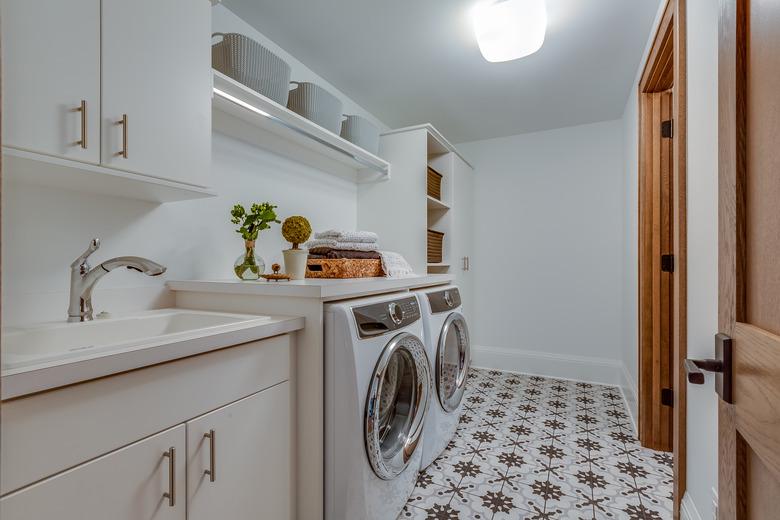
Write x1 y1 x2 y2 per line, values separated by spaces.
1 0 101 163
0 425 186 520
101 0 211 187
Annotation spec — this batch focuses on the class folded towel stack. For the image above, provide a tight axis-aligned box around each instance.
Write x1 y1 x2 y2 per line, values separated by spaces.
306 230 380 254
305 229 415 278
314 230 379 243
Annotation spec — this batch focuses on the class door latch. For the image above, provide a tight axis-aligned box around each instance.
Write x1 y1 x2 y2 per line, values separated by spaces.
684 333 733 403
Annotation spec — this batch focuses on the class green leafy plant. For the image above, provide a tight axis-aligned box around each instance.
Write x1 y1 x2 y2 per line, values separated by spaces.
230 202 280 241
281 216 312 249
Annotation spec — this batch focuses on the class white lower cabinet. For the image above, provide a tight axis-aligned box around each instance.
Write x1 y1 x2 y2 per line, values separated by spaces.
187 382 291 520
0 337 293 520
0 425 186 520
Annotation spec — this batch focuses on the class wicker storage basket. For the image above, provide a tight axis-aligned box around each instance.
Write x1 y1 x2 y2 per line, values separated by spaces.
427 167 443 200
212 32 291 106
427 229 445 263
287 82 343 134
340 115 380 155
306 258 384 279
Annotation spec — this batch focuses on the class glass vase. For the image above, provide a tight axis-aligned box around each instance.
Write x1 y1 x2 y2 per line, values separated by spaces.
234 240 265 280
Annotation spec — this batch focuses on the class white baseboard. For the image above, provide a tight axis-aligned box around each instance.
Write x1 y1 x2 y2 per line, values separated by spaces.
471 345 623 387
681 492 704 520
619 363 639 434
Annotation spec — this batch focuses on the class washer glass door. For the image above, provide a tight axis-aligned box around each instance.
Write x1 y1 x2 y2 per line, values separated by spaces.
365 332 430 480
437 312 471 412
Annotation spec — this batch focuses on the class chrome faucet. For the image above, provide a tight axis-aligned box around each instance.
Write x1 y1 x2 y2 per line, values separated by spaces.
68 238 167 322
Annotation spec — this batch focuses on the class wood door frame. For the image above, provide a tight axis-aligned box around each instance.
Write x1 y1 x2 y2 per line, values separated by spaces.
637 0 688 516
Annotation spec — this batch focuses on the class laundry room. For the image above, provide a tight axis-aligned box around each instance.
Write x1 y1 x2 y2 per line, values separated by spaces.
0 0 742 519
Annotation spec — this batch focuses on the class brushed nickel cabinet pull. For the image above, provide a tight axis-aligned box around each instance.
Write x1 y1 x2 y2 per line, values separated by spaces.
75 100 87 149
116 114 128 158
163 447 176 507
204 429 216 482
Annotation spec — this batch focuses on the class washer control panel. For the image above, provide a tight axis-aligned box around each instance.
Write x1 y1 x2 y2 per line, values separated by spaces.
353 296 420 338
428 287 462 314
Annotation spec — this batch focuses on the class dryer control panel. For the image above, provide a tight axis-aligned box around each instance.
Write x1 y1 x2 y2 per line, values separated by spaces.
428 288 461 314
353 296 420 338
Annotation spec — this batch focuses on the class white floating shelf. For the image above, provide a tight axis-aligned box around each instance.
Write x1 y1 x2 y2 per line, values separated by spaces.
3 147 216 203
427 263 450 268
212 71 390 183
427 195 451 211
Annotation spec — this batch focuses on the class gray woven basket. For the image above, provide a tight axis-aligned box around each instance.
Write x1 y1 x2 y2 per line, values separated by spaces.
212 32 291 106
287 82 343 134
340 115 380 155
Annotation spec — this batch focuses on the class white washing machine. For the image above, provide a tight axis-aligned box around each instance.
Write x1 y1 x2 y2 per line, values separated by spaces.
324 293 431 520
414 285 471 470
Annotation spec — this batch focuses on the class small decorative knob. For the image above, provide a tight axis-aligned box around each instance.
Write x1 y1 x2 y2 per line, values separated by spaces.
271 263 281 274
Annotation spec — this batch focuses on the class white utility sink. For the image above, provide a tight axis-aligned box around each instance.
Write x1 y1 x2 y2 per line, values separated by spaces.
2 309 273 371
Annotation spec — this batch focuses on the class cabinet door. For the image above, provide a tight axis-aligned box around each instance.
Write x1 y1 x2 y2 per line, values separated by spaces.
101 0 211 187
187 382 291 520
1 0 100 163
453 156 475 313
0 425 186 520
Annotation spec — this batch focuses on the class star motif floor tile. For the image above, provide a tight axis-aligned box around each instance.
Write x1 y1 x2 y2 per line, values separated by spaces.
399 369 673 520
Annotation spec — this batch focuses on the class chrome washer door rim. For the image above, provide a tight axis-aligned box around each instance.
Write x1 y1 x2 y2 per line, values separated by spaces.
364 332 431 480
436 312 470 413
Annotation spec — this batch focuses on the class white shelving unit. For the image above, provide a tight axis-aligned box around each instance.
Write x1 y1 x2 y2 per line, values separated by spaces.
212 71 390 183
357 123 474 278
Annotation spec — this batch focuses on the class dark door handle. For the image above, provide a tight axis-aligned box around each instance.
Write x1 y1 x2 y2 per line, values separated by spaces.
684 358 723 384
684 333 733 403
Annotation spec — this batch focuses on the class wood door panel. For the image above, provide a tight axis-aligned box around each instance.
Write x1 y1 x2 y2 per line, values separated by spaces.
733 323 780 480
745 0 780 337
719 0 780 516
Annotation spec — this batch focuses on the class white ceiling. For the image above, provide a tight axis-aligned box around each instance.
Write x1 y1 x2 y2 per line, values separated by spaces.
223 0 661 143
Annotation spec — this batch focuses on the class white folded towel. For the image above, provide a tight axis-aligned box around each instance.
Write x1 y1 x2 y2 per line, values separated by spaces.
304 238 338 249
304 239 379 252
314 230 379 244
379 251 415 278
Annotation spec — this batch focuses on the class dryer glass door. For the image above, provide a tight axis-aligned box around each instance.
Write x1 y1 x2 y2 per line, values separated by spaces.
437 312 471 413
365 332 430 480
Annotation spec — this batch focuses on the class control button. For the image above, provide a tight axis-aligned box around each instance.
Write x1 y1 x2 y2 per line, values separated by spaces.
444 291 454 308
389 302 404 325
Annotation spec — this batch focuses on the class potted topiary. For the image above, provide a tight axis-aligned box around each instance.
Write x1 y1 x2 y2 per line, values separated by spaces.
230 202 280 280
281 216 312 280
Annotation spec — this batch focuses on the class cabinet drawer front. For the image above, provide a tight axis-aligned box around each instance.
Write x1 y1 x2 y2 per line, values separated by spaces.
187 383 292 520
0 424 186 520
1 335 290 495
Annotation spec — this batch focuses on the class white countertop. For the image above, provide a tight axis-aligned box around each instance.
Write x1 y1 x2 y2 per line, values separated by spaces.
167 274 455 301
2 313 304 400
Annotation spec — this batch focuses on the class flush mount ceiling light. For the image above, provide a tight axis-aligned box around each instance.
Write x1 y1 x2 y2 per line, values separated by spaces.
472 0 547 63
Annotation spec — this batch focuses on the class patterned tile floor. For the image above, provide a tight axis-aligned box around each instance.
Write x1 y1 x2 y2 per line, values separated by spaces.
399 369 673 520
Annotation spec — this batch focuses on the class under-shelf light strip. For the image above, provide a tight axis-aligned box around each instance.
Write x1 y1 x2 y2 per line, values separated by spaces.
213 88 388 175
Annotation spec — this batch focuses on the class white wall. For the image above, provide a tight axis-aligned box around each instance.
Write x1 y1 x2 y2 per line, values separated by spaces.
620 86 640 421
458 120 625 385
1 6 387 327
619 0 720 517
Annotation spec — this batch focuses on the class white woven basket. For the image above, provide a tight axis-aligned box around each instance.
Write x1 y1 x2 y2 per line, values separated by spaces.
287 82 343 134
212 32 291 106
340 115 380 155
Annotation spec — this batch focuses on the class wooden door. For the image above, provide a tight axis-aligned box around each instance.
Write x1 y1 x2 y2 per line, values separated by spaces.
0 425 186 520
101 0 211 187
718 0 780 516
453 155 474 313
0 0 100 163
187 383 291 520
